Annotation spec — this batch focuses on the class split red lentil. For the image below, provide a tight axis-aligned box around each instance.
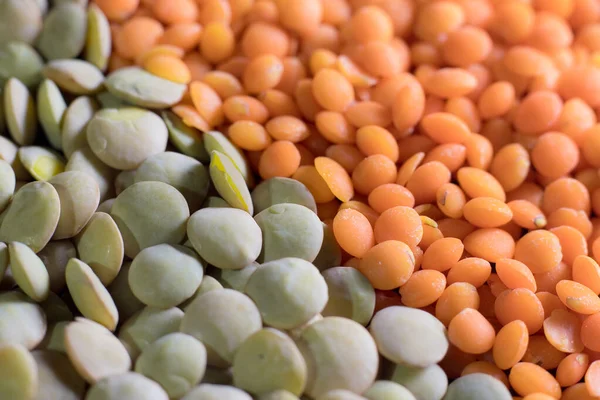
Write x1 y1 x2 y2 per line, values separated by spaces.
99 0 600 395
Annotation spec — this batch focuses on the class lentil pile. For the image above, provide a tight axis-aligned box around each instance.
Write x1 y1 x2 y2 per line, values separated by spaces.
4 0 600 399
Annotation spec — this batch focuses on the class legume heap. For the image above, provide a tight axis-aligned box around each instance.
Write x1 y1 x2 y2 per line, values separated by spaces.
4 0 600 399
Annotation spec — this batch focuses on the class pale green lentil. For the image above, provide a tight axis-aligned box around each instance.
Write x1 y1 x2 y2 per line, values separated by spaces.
37 79 67 150
321 267 375 326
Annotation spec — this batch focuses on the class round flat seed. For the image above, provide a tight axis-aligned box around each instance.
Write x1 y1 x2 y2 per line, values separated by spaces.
219 262 258 292
87 108 169 170
209 150 253 214
115 170 136 195
61 96 99 158
8 241 50 302
36 3 87 60
37 79 66 150
64 318 131 384
245 258 328 330
251 177 318 215
204 131 253 187
0 136 29 180
110 181 189 258
33 350 86 400
86 372 169 400
369 306 448 368
37 239 76 293
42 59 104 95
66 147 117 202
391 364 448 400
129 244 204 308
18 146 65 181
296 317 379 398
104 67 186 109
443 373 512 400
0 343 38 400
134 333 207 399
0 41 44 87
135 152 210 211
85 4 111 72
0 291 46 349
107 262 144 321
187 208 262 270
322 267 375 326
75 212 123 286
4 77 37 145
313 223 343 271
96 91 130 109
232 328 307 396
118 306 184 355
0 181 60 252
181 289 262 366
65 258 119 331
162 111 209 163
0 0 42 45
49 171 100 239
39 321 68 353
181 384 252 400
254 203 324 263
364 381 416 400
0 159 15 212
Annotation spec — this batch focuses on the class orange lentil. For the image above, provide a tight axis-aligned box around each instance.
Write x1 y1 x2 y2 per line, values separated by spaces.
448 308 495 354
223 95 269 124
157 23 203 52
562 383 600 400
414 1 465 43
325 144 364 174
391 78 426 134
114 17 164 60
406 161 452 205
344 102 391 129
531 132 579 179
241 22 289 59
442 26 492 67
543 309 584 353
581 312 600 352
374 206 423 248
509 362 562 398
351 155 397 195
436 183 467 219
535 261 572 295
522 335 567 370
367 184 415 213
332 208 374 259
481 118 513 152
463 197 513 229
424 68 478 99
513 230 563 274
437 219 476 242
295 79 324 122
172 104 210 132
476 80 517 121
586 360 600 397
557 353 590 387
572 256 600 296
421 237 464 272
339 201 379 228
542 177 591 215
537 292 568 318
508 200 547 230
440 344 479 380
435 282 480 326
301 127 330 157
446 257 491 288
242 54 284 94
496 258 537 292
348 5 394 44
189 81 224 128
355 126 399 163
293 165 335 204
143 53 192 84
314 111 356 145
464 133 493 170
152 0 198 24
416 206 444 222
547 208 593 239
357 240 415 290
493 320 529 370
487 273 509 297
336 55 378 89
314 156 354 203
257 90 301 118
550 225 588 266
503 46 553 78
457 167 507 202
396 151 425 186
423 144 467 173
557 280 600 314
464 228 516 263
228 120 272 151
311 69 355 113
558 66 600 109
492 1 535 44
183 52 212 81
201 71 243 100
446 97 481 133
264 116 309 143
513 90 564 135
555 98 597 145
399 269 446 308
258 140 301 179
94 0 140 22
495 288 545 334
